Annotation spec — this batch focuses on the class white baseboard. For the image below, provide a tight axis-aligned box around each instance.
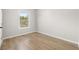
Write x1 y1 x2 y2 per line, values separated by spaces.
2 31 79 47
2 32 35 40
38 32 78 45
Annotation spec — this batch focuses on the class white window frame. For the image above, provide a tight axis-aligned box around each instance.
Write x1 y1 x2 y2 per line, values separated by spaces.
19 10 30 29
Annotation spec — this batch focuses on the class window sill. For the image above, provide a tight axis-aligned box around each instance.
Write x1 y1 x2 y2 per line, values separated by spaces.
19 27 30 29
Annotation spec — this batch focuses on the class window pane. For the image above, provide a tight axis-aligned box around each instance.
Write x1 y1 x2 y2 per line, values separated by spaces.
20 10 28 27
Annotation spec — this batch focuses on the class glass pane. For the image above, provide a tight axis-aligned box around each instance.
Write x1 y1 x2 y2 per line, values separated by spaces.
20 10 28 27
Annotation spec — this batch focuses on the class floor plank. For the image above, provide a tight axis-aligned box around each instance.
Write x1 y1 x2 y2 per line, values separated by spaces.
0 32 79 50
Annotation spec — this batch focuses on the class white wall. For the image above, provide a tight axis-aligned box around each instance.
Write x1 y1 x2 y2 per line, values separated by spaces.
0 10 2 27
2 9 79 45
0 9 2 47
37 9 79 44
0 9 2 39
2 9 36 39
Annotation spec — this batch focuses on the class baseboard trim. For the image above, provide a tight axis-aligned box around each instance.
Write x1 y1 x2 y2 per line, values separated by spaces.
2 32 36 40
2 31 79 47
38 32 78 45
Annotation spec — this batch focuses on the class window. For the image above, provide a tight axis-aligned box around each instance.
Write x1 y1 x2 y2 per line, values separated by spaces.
20 10 28 28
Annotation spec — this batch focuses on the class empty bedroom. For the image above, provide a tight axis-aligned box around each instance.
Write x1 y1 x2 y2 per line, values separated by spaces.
0 9 79 50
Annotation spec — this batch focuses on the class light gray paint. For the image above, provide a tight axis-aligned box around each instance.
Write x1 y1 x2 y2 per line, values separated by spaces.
0 9 2 47
0 9 2 27
2 9 36 39
2 9 79 44
37 9 79 43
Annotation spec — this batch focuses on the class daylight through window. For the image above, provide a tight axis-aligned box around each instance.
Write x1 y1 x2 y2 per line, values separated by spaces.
20 10 28 28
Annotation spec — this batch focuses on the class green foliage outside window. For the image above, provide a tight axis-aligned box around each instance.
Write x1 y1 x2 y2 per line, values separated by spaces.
20 16 28 27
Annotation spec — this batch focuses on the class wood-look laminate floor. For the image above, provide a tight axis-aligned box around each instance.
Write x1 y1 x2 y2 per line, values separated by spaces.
0 32 79 50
